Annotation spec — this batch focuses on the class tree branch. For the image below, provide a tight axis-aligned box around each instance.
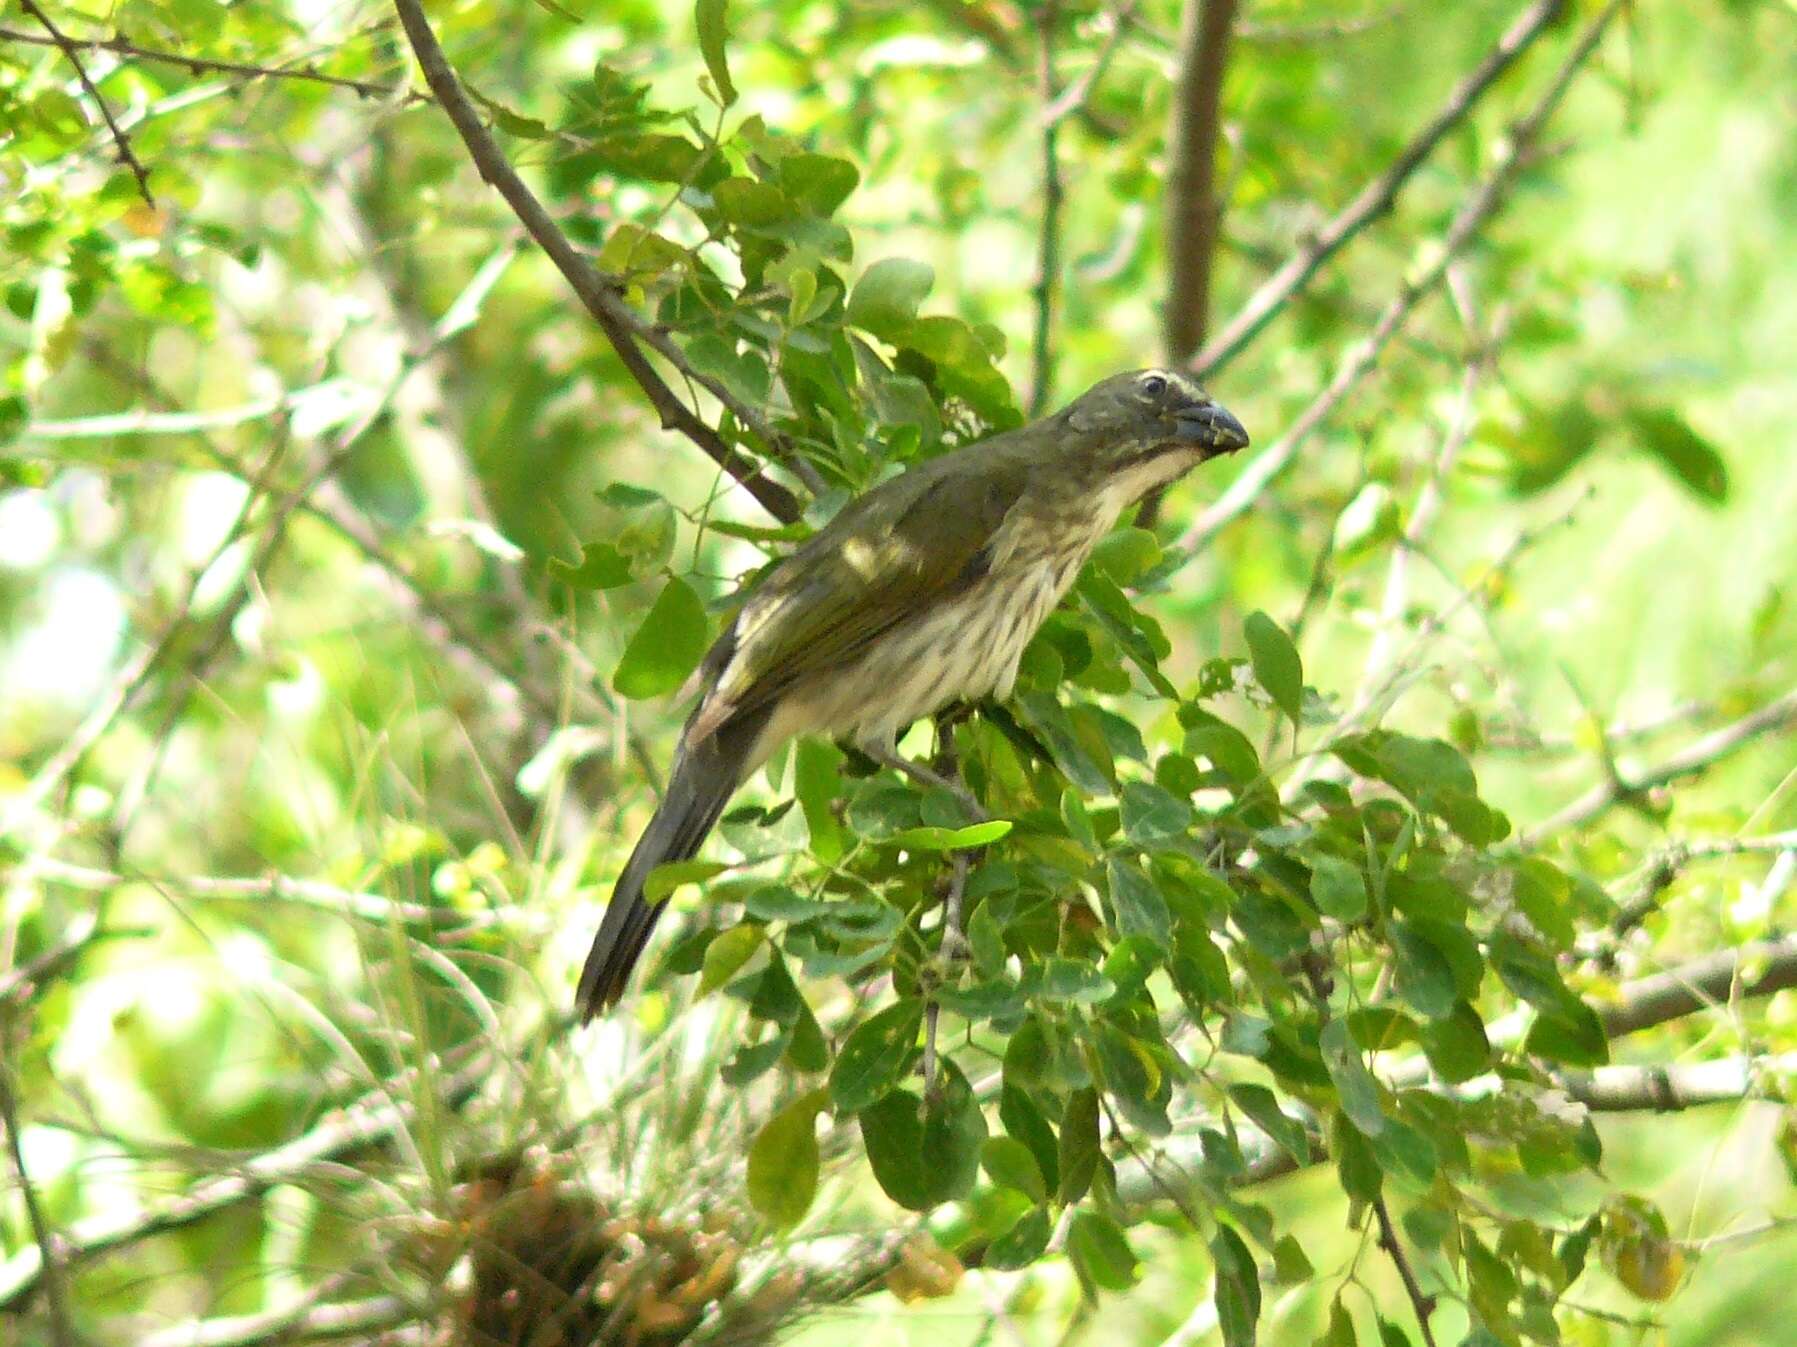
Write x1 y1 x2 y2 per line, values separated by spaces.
1178 0 1624 555
1374 1195 1439 1347
1560 1052 1797 1113
0 1058 74 1346
1520 689 1797 846
1163 0 1239 364
0 25 426 105
1596 933 1797 1039
388 0 806 523
1195 0 1564 377
15 0 154 206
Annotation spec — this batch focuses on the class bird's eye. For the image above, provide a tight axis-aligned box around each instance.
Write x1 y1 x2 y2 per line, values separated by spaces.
1140 373 1168 398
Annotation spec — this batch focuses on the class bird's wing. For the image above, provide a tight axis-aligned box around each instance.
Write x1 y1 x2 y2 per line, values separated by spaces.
688 452 1031 740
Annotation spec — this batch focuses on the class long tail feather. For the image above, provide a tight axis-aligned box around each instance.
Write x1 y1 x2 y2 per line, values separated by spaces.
577 706 770 1017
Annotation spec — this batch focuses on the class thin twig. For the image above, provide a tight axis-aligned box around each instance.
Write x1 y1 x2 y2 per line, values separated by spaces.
1041 2 1140 128
134 1285 414 1347
16 0 154 205
1163 0 1239 364
389 0 808 522
1029 0 1064 417
1179 0 1625 554
0 1057 75 1346
1374 1195 1439 1347
1520 689 1797 846
0 25 427 105
1234 3 1410 44
1194 0 1564 377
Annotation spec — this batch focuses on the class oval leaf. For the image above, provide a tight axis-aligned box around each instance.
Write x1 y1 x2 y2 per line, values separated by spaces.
613 576 709 699
1244 609 1304 724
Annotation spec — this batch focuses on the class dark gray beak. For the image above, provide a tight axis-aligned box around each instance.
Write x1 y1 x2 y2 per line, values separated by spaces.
1173 399 1250 455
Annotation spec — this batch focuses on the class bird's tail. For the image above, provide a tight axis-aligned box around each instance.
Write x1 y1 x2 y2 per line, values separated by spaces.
577 707 768 1017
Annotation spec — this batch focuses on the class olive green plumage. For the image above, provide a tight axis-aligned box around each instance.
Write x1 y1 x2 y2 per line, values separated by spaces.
579 368 1248 1015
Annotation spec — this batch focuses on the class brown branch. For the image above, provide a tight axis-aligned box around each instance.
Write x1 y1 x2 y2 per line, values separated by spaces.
1520 689 1797 846
1178 0 1624 555
1029 0 1064 417
388 0 805 523
1195 0 1565 377
1163 0 1239 364
1596 932 1797 1039
15 0 154 206
0 25 426 104
1374 1195 1439 1347
0 1058 74 1346
1600 831 1797 946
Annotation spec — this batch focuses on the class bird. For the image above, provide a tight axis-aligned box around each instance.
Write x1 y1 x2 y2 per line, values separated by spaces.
578 368 1249 1016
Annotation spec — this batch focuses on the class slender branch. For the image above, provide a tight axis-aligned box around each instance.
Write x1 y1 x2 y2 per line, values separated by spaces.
1029 0 1064 417
0 1059 74 1346
1374 1195 1439 1347
19 856 533 932
388 0 806 522
1519 689 1797 846
0 913 103 1006
1194 0 1564 377
1178 0 1625 555
15 0 154 206
0 26 427 104
1163 0 1239 364
1041 2 1139 128
1600 832 1797 945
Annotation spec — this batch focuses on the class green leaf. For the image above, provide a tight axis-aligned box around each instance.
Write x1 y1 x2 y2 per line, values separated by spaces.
1120 781 1195 848
1309 854 1368 922
780 152 861 216
1228 1083 1310 1164
860 1062 987 1210
1420 1001 1492 1083
1244 610 1304 723
1331 1111 1382 1203
845 257 934 339
1070 1211 1140 1291
613 576 709 698
829 998 923 1113
986 1206 1052 1271
698 924 762 994
980 1135 1047 1202
1317 1298 1358 1347
884 819 1013 851
1624 404 1728 504
1212 1225 1262 1347
1092 527 1163 586
746 1090 825 1226
795 740 844 864
1320 1019 1384 1136
1106 857 1172 948
548 541 634 590
644 858 728 902
694 0 737 106
1389 921 1458 1021
1057 1087 1101 1203
1025 957 1116 1004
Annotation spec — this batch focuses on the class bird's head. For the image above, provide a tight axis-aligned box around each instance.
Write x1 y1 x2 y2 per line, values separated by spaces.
1058 368 1249 484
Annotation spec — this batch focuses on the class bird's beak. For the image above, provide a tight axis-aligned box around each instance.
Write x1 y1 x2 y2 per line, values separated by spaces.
1172 400 1250 457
